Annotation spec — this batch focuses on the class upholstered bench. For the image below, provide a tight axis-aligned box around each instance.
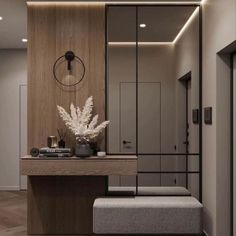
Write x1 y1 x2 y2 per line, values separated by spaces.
93 196 203 235
108 186 191 196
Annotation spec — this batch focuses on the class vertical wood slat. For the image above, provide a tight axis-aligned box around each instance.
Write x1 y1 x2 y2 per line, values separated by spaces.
27 176 107 234
27 3 105 152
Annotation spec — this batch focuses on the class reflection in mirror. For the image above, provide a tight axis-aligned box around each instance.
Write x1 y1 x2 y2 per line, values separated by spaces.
107 7 137 154
107 5 200 199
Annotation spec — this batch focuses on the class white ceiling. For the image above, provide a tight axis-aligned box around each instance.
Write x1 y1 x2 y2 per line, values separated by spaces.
0 0 200 49
0 0 27 48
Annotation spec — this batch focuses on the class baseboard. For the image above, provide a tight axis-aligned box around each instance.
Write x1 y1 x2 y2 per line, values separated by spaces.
20 187 27 190
0 186 20 191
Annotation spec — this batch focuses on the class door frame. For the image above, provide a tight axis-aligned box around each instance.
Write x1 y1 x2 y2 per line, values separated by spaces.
230 52 236 236
179 71 192 189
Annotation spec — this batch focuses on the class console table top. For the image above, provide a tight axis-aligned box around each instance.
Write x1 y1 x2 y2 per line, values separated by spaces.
20 155 137 176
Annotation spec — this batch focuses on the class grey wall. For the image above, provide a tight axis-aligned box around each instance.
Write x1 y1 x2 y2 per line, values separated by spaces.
202 0 236 235
0 49 27 190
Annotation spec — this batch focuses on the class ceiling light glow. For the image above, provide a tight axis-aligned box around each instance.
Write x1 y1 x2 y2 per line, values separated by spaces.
140 23 146 28
22 38 28 43
0 16 3 21
109 42 173 46
27 1 201 5
173 6 199 44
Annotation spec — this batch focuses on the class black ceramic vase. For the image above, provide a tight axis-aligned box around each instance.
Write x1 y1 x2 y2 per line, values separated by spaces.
75 143 92 157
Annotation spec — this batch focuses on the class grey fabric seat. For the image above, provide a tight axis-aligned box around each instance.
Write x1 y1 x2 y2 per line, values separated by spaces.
108 186 191 196
93 196 203 235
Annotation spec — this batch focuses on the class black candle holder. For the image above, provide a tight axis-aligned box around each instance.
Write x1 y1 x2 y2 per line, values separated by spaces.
57 129 67 148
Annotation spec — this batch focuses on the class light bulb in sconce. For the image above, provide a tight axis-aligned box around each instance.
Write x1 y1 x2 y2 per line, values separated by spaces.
62 72 77 86
62 51 77 86
139 23 146 28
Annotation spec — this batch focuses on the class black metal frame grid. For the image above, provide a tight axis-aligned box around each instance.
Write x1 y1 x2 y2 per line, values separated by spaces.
230 51 236 236
105 3 202 202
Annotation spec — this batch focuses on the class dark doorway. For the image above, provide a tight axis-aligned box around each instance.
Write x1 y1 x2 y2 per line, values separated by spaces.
179 72 191 188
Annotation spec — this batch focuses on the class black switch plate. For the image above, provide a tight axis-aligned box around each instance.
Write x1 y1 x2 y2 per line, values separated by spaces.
204 107 212 124
192 109 199 124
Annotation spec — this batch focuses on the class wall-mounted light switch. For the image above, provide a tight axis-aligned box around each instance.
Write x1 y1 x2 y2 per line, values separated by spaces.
204 107 212 125
192 109 199 124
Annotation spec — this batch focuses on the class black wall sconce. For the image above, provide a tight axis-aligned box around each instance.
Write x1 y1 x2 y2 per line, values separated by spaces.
65 51 75 71
53 50 85 87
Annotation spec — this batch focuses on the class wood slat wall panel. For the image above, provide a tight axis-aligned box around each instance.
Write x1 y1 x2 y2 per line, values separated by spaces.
27 176 106 235
28 3 105 152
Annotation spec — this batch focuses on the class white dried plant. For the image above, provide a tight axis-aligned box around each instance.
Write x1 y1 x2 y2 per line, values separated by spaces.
57 96 109 142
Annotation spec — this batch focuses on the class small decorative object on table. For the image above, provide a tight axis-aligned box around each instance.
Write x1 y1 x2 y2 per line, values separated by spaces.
57 96 110 157
47 136 57 148
30 147 39 157
97 151 106 157
90 142 100 155
57 128 66 148
39 147 72 157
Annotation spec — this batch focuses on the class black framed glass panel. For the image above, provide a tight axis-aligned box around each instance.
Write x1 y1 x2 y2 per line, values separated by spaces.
106 5 201 200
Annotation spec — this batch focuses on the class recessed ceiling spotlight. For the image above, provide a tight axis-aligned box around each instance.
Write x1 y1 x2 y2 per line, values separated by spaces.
0 16 3 21
22 38 28 43
139 23 146 28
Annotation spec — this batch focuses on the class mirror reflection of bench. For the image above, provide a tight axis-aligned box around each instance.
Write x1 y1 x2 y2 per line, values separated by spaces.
108 186 191 196
93 186 203 235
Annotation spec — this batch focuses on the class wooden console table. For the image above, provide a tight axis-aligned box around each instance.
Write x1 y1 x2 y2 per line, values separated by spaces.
20 155 137 235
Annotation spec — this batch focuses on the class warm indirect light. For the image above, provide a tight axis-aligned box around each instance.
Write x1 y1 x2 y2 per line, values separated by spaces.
27 1 201 5
62 74 77 86
27 1 201 46
109 42 173 46
173 6 199 44
22 38 28 43
0 16 3 21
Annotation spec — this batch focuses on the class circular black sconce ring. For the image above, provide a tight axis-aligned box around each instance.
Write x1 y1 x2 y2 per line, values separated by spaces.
53 50 86 87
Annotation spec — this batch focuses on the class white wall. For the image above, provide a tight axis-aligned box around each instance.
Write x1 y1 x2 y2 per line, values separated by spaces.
0 49 27 190
202 0 236 235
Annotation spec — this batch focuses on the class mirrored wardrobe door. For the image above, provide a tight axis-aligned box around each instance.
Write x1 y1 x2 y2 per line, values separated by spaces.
107 6 137 155
137 6 200 194
107 6 137 187
107 5 201 199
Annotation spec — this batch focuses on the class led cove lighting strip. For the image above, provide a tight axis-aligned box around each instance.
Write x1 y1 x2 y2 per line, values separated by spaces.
173 6 199 43
109 42 173 46
28 1 205 45
109 6 199 46
27 1 201 5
